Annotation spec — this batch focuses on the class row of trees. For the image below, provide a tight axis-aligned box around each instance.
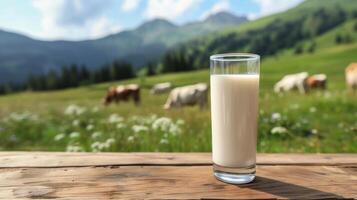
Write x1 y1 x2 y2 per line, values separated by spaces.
0 61 135 94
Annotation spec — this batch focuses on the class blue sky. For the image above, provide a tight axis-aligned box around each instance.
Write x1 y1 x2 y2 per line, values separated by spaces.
0 0 303 41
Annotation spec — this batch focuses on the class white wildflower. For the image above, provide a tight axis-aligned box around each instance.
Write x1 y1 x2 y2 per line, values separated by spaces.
54 133 65 141
311 129 318 135
102 142 110 149
152 117 182 135
127 136 135 142
159 138 169 144
69 132 80 138
116 123 126 129
66 145 83 152
72 119 80 126
301 118 308 124
92 106 99 113
106 138 116 146
91 142 101 149
108 114 123 123
338 122 344 128
152 117 172 131
132 125 149 133
8 111 38 122
271 113 281 121
169 124 181 136
86 124 94 131
309 107 317 113
271 126 288 135
91 131 102 139
64 104 86 116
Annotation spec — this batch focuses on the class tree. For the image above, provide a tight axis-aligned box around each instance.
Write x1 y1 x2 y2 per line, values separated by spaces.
352 10 357 18
46 69 59 90
335 34 342 44
294 44 303 55
69 64 79 87
343 34 352 43
308 41 316 53
79 65 90 85
59 66 71 88
146 62 156 76
137 68 147 87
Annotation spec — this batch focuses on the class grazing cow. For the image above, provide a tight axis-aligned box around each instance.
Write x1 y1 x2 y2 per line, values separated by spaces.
150 82 172 94
274 72 309 94
346 63 357 92
164 83 208 110
104 84 140 106
306 74 327 90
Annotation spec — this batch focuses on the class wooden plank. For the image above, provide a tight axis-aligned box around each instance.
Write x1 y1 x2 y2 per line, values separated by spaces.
0 165 356 199
0 152 356 168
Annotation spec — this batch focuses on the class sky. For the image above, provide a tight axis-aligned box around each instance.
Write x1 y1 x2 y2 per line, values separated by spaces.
0 0 304 41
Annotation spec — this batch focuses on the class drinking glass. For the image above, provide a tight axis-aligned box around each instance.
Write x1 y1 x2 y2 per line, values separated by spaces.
210 53 260 184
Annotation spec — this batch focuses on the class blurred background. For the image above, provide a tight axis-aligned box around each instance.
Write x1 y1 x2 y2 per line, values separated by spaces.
0 0 356 152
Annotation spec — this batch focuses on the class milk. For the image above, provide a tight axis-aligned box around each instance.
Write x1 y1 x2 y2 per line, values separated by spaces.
210 74 259 168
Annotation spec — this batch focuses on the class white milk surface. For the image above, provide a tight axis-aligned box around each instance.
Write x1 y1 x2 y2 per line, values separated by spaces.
210 74 259 168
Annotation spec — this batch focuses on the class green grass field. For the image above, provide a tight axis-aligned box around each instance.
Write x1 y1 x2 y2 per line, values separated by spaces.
0 41 356 153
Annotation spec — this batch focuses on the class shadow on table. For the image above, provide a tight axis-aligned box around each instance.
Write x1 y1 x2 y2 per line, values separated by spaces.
238 176 344 199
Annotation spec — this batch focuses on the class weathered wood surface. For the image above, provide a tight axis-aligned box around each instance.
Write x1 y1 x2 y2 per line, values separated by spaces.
0 152 355 167
0 153 356 199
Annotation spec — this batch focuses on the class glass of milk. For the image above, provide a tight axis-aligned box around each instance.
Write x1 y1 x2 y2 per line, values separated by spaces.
210 53 260 184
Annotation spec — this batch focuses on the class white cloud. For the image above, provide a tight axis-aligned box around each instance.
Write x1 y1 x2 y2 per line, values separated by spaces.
252 0 304 19
89 17 121 39
121 0 140 12
144 0 198 20
201 0 230 20
32 0 120 40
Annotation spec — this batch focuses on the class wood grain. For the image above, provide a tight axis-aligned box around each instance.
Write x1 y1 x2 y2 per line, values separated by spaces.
0 153 356 199
0 165 356 199
0 152 356 168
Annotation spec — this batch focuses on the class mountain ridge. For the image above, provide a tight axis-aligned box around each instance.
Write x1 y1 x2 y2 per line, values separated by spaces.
0 11 248 83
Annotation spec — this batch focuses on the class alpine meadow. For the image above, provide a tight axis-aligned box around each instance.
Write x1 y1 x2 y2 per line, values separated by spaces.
0 0 356 153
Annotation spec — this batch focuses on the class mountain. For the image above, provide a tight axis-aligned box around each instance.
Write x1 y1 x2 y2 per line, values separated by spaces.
160 0 357 72
204 11 247 25
0 12 247 83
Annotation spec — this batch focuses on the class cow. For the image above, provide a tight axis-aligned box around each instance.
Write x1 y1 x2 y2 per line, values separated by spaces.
164 83 208 110
103 84 140 106
274 72 309 94
150 82 172 94
306 74 327 90
346 63 357 92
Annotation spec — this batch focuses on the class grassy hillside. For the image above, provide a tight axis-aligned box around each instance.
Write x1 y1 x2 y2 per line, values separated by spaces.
159 0 357 73
0 41 356 152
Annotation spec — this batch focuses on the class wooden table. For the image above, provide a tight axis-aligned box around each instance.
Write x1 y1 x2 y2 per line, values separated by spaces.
0 152 356 199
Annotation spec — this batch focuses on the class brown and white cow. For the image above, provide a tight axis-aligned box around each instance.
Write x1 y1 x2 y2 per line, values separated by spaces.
346 63 357 92
306 74 327 90
164 83 208 110
104 84 140 106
